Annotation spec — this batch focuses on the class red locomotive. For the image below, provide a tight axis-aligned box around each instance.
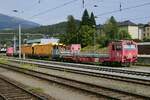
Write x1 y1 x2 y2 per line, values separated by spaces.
100 40 138 66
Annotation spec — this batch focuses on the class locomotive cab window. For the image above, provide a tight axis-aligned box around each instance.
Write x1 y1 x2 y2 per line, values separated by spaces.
112 44 122 51
116 45 122 51
123 45 136 50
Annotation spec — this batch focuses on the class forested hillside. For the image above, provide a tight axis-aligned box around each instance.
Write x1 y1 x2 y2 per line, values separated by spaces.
23 20 80 34
0 20 80 34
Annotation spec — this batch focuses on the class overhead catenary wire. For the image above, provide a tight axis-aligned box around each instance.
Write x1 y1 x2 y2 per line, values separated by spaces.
10 0 79 28
10 0 150 28
22 0 53 14
119 15 150 22
30 0 79 18
96 2 150 18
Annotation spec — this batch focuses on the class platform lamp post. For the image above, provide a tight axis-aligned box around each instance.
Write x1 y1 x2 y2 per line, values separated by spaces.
13 10 22 59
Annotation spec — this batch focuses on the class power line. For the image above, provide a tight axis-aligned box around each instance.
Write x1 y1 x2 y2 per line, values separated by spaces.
119 15 150 22
22 0 51 14
30 0 79 18
11 0 150 28
96 2 150 17
11 0 79 28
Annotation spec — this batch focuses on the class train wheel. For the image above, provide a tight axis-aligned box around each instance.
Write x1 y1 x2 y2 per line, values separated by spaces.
121 62 131 67
102 61 106 66
126 62 131 67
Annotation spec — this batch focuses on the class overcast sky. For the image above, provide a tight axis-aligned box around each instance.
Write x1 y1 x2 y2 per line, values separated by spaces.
0 0 150 25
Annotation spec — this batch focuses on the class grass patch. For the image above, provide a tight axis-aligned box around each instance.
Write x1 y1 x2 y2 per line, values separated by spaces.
81 44 108 53
0 58 8 64
21 63 37 70
28 87 44 93
135 63 150 67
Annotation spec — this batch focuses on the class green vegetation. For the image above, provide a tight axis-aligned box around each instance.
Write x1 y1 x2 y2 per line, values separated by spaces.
28 87 44 93
119 30 131 40
81 44 108 53
21 63 37 70
143 37 150 42
60 15 77 44
98 16 131 47
60 9 131 48
0 58 8 64
60 9 97 47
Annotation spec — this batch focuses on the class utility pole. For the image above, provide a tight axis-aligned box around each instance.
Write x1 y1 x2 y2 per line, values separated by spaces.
13 34 16 54
12 9 21 58
94 30 95 53
19 24 21 59
93 25 96 54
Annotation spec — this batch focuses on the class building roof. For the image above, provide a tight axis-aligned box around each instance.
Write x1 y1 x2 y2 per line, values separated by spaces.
118 20 137 26
26 37 59 44
144 24 150 27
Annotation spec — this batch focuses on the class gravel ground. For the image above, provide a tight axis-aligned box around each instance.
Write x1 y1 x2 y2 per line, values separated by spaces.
124 66 150 71
0 67 106 100
6 61 150 97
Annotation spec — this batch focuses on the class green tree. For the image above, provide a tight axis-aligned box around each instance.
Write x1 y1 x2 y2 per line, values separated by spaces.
60 15 77 44
78 25 96 47
97 29 110 47
81 9 90 26
90 12 96 27
66 15 77 34
103 16 119 40
118 30 131 39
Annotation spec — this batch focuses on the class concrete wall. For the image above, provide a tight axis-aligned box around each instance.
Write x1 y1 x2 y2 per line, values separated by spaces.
128 26 139 39
119 26 139 39
138 28 143 40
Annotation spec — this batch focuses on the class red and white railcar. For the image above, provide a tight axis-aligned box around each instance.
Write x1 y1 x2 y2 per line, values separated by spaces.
6 47 14 56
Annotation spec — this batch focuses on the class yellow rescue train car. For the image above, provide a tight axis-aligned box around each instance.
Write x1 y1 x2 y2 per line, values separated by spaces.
21 45 33 56
33 43 53 58
21 43 65 59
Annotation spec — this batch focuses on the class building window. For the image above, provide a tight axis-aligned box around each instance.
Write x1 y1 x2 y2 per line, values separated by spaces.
147 27 149 31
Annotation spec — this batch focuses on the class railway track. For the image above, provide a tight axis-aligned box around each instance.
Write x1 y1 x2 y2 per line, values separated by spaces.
7 58 150 86
8 57 150 77
0 74 46 100
0 63 149 100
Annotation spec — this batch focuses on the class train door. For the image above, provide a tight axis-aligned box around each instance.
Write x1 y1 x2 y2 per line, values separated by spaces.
110 43 122 62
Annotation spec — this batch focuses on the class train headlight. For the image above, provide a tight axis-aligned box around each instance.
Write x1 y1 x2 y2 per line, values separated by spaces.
127 53 132 59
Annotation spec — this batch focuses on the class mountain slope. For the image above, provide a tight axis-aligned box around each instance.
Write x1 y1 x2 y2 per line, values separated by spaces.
0 13 40 30
24 20 80 34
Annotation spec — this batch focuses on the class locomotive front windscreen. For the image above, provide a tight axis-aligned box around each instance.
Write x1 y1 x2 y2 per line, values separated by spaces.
123 45 136 50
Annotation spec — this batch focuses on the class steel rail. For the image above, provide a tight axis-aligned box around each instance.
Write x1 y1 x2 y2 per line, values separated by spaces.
0 63 149 100
8 58 150 77
0 74 47 100
7 58 150 86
